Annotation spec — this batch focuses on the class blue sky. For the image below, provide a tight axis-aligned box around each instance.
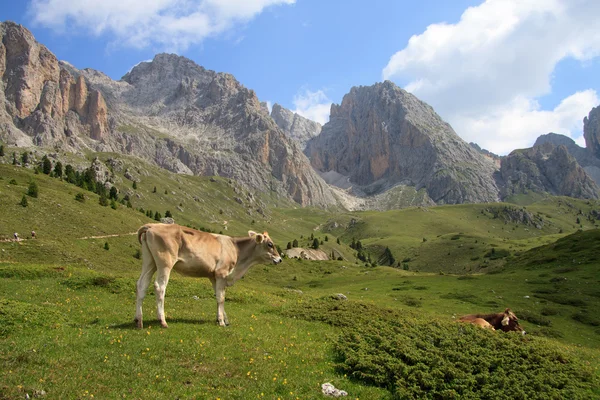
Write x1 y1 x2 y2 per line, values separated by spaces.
3 0 600 155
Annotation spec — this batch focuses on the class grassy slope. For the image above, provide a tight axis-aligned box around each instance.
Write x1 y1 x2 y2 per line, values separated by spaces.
1 158 599 398
321 199 599 273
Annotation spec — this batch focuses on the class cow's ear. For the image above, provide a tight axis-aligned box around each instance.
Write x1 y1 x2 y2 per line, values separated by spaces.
501 315 510 326
249 231 264 243
248 231 257 237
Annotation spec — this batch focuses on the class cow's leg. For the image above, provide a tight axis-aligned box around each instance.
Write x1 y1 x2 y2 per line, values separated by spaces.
214 278 229 326
154 265 173 328
135 245 157 329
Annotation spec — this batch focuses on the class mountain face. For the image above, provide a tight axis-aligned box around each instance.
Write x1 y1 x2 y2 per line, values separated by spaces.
0 22 110 148
534 132 600 186
304 81 499 204
270 104 321 150
499 142 599 199
584 106 600 159
0 22 337 207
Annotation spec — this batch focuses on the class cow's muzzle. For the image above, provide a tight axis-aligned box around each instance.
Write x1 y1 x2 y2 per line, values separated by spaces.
273 257 282 264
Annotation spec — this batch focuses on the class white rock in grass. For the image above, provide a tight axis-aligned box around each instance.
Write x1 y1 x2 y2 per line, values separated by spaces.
322 382 348 397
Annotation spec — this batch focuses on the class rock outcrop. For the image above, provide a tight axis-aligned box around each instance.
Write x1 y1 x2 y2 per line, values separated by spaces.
305 81 499 205
584 106 600 159
271 103 321 150
534 132 600 187
0 22 110 148
499 142 598 199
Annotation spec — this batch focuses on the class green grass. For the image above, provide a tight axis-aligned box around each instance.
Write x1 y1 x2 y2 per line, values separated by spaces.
1 156 600 398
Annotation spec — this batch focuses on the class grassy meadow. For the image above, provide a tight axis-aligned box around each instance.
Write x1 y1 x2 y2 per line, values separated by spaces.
1 154 599 399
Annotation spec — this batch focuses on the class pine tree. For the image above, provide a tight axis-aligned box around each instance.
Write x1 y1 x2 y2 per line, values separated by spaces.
109 186 118 200
287 242 292 250
165 210 173 218
42 155 52 175
65 165 76 183
133 181 137 190
54 161 63 178
312 238 320 249
336 237 340 245
0 144 4 156
104 242 110 250
20 195 28 207
292 239 298 248
21 151 29 165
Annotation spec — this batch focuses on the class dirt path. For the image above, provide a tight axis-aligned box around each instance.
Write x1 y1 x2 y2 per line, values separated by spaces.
78 232 138 240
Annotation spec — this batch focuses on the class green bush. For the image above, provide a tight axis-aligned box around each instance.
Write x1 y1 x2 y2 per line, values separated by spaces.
99 194 109 206
27 181 38 198
75 193 85 203
282 298 598 399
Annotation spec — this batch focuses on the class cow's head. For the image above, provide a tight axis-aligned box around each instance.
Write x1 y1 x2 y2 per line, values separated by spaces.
500 308 525 334
249 231 282 265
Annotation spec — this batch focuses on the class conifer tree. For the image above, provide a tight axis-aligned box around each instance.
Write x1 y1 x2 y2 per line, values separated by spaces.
54 161 63 178
42 155 52 175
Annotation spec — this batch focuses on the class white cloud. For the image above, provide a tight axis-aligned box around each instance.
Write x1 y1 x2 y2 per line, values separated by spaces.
452 90 599 155
28 0 295 51
382 0 600 155
292 89 331 125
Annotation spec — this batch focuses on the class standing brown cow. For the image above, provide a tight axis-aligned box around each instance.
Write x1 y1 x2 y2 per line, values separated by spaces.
135 223 282 328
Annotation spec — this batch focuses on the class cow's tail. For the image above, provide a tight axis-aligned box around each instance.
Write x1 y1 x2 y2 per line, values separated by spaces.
137 225 151 244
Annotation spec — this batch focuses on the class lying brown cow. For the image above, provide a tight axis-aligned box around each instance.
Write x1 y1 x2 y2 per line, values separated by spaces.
459 308 525 334
135 223 282 328
463 317 495 330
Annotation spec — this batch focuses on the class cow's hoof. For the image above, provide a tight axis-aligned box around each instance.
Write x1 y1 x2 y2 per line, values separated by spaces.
160 321 169 328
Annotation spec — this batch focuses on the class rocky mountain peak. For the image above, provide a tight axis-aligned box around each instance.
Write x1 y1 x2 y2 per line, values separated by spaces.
270 103 321 150
499 142 599 199
305 80 499 204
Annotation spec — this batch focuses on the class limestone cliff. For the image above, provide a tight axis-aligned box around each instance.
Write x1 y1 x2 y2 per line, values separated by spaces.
584 106 600 158
0 22 109 147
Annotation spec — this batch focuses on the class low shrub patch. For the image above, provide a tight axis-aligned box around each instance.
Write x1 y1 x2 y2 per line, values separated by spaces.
282 298 598 399
572 311 600 327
